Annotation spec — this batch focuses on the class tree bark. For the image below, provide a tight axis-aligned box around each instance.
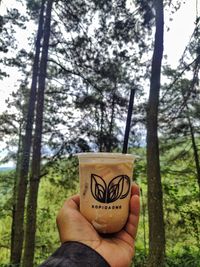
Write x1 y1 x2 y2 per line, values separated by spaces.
146 0 165 266
10 120 23 262
10 1 45 265
22 1 53 266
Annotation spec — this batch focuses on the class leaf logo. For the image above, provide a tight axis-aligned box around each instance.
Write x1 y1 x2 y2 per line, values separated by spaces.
91 174 130 203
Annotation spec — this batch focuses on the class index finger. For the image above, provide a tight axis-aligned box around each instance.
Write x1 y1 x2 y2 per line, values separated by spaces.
63 194 80 210
124 184 140 239
131 183 140 197
130 183 140 216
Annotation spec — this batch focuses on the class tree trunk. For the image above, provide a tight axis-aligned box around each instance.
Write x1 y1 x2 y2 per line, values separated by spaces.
187 111 200 191
22 1 53 266
10 1 45 265
146 0 165 266
10 120 22 262
180 57 200 191
185 55 200 191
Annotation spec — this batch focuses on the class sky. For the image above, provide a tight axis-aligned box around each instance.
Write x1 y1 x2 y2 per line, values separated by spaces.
164 0 198 67
0 0 36 113
0 0 199 166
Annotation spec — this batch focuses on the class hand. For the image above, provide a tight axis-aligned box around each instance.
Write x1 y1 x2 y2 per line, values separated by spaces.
56 184 140 267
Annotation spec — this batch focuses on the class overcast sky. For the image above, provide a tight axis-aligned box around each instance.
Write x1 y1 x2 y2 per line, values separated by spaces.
165 0 198 66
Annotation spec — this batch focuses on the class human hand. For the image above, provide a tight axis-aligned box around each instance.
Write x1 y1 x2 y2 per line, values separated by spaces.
56 183 140 267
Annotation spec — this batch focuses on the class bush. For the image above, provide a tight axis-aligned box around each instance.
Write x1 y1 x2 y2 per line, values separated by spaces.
165 248 200 267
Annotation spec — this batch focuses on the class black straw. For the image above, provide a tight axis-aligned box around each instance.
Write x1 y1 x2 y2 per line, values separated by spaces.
122 88 135 154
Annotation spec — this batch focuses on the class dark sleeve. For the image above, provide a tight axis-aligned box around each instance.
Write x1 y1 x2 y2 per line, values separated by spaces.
38 241 110 267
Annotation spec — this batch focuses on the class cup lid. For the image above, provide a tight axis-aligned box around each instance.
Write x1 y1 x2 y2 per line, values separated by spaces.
77 152 136 160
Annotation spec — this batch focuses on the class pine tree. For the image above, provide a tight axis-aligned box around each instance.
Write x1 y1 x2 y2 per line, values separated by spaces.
146 0 165 266
10 1 46 265
23 1 53 266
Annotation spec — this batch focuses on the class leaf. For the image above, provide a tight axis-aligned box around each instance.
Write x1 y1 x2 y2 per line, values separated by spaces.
119 175 131 199
108 184 119 201
107 175 130 203
90 174 130 203
91 174 106 203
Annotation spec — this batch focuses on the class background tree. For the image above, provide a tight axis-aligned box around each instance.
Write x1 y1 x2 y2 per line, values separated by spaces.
22 1 53 266
146 0 165 266
10 1 46 265
11 1 44 265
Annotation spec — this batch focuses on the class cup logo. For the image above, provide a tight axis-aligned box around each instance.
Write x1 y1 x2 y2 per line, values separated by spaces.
91 174 130 203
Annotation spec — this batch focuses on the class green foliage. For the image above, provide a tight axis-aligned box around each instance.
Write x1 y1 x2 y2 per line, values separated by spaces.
130 146 200 267
0 171 15 264
34 157 79 265
165 248 200 267
0 149 199 266
131 249 200 267
0 171 14 218
0 157 79 266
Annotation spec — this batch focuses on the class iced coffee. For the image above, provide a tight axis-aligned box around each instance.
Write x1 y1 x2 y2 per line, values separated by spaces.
78 153 135 233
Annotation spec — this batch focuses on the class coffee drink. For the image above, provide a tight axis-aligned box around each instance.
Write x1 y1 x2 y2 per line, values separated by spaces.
78 153 135 233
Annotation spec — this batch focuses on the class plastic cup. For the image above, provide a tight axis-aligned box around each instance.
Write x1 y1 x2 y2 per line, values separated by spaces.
78 153 135 233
